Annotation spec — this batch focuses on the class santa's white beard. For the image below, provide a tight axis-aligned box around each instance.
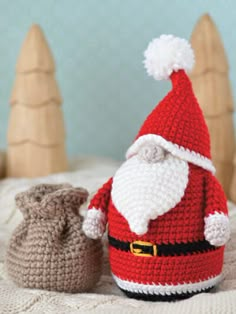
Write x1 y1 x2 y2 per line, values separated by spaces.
111 154 189 235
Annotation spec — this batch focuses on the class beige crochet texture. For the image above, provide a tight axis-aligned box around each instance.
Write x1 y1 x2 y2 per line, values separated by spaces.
6 183 103 293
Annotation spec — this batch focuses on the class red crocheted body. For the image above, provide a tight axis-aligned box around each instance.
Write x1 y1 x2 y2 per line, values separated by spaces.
107 163 225 285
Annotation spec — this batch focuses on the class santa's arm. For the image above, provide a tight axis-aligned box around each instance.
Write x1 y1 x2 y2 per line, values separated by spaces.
82 177 113 239
204 172 230 246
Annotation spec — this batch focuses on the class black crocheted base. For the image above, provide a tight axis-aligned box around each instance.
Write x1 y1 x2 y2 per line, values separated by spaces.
120 286 213 302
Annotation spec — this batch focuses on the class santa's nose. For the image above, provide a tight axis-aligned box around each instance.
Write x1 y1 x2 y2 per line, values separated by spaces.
138 144 165 163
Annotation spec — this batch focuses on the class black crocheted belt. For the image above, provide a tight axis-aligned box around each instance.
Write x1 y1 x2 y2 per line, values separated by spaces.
108 235 217 257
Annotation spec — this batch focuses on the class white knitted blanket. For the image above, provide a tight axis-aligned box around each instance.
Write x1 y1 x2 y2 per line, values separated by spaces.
0 157 236 314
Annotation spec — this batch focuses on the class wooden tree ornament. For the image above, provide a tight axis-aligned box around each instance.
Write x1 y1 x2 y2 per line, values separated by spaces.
190 14 235 198
7 24 68 177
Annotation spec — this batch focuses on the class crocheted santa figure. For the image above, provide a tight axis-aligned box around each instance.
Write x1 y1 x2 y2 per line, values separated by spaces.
83 35 230 301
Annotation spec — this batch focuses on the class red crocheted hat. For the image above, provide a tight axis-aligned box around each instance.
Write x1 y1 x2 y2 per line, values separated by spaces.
126 35 215 173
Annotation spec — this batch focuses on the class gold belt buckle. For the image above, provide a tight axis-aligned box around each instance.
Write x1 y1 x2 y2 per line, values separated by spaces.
130 240 157 257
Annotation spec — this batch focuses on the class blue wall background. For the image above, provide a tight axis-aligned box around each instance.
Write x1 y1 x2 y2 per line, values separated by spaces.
0 0 235 160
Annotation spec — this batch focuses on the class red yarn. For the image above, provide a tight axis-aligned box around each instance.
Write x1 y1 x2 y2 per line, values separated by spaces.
136 70 211 159
88 177 113 212
109 246 224 285
88 164 227 288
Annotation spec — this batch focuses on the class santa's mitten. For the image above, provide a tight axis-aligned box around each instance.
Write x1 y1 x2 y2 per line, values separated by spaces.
204 212 230 246
82 209 107 239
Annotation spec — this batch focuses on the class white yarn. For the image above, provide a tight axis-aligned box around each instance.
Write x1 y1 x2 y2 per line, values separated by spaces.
126 134 215 173
112 273 222 296
82 208 107 239
204 212 230 246
144 34 195 80
111 154 189 235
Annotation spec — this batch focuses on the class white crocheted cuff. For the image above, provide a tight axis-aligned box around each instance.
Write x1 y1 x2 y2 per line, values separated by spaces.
82 208 106 239
204 212 230 246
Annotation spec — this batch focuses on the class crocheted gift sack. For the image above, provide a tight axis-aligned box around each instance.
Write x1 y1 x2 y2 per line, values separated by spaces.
83 35 230 301
6 183 103 293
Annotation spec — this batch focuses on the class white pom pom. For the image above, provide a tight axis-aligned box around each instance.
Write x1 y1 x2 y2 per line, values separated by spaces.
144 34 195 80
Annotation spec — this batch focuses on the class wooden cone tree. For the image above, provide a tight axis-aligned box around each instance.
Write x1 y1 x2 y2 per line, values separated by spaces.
190 14 235 198
230 154 236 202
7 24 68 177
0 150 6 178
